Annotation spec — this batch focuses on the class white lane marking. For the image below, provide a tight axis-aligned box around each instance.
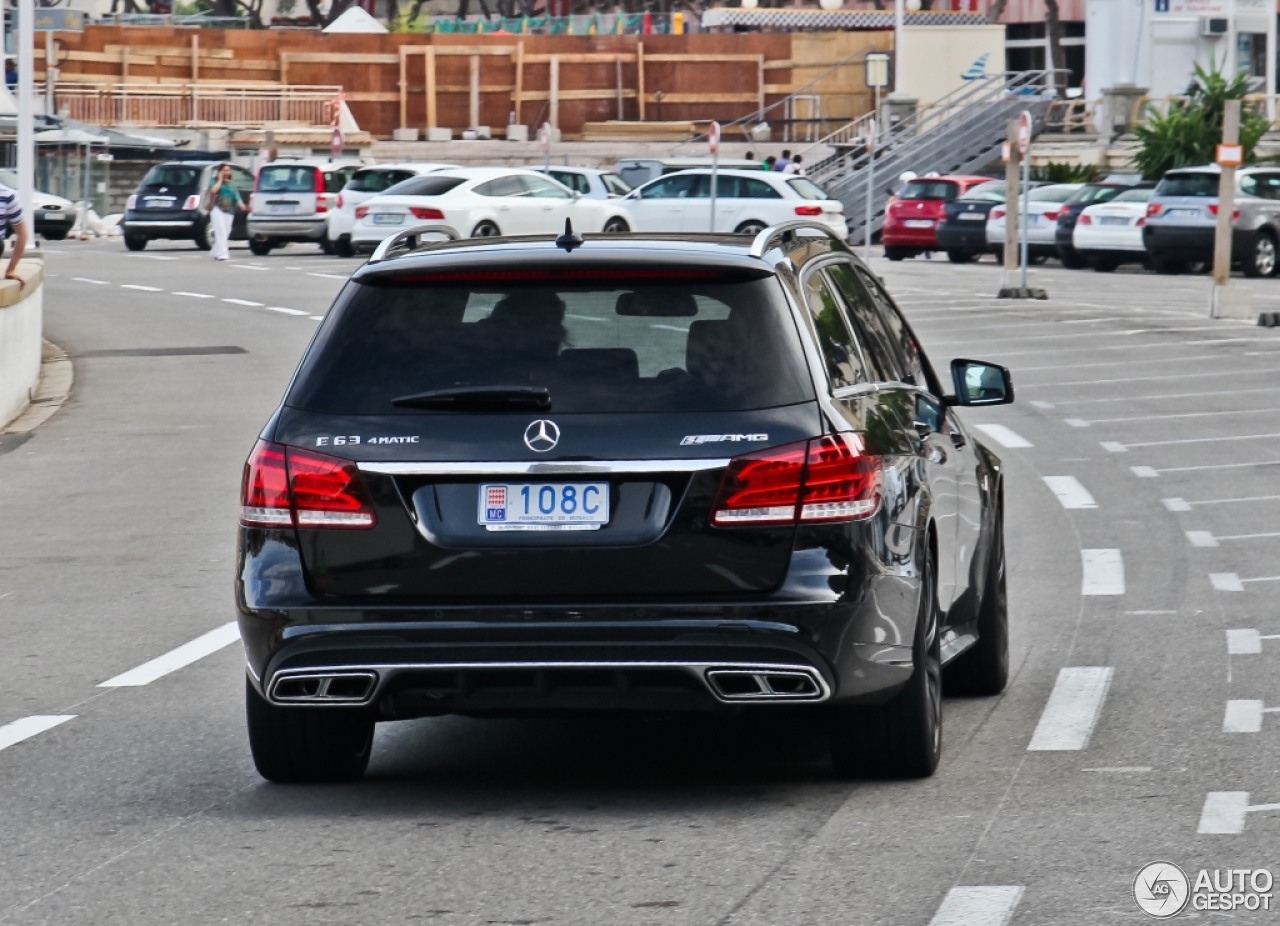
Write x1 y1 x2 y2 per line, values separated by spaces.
1100 441 1127 452
1030 400 1055 409
307 272 348 280
0 715 75 752
1028 667 1114 751
1083 766 1152 772
172 291 215 299
99 622 241 687
1199 792 1250 834
1048 384 1280 407
1186 531 1218 548
1131 466 1159 478
1123 432 1280 450
222 298 264 307
264 306 309 316
927 886 1024 926
1064 418 1089 428
127 254 179 261
1074 406 1280 426
972 424 1032 448
1224 700 1264 733
1016 353 1229 375
1124 610 1176 615
1242 575 1280 584
1042 476 1096 509
1162 498 1191 511
231 264 269 271
1176 493 1280 507
310 315 325 321
1081 549 1125 595
1023 368 1277 389
1211 573 1244 592
1228 629 1263 655
120 284 163 292
1215 530 1280 542
1147 459 1280 475
72 277 109 284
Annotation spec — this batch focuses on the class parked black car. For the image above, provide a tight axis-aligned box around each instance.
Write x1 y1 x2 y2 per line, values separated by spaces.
1054 177 1151 268
121 161 254 251
236 220 1014 783
934 180 1047 263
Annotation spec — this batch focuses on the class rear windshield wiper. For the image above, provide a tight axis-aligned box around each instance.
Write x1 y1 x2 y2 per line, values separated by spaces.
391 386 551 411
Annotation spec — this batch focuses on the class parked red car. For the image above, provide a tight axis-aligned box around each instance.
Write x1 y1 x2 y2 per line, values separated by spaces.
882 175 991 260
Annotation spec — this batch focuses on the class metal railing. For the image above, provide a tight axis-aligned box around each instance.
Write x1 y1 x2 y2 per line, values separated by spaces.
40 83 343 128
95 12 251 28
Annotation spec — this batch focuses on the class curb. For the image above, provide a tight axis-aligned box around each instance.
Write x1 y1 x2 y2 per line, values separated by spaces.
1 339 74 436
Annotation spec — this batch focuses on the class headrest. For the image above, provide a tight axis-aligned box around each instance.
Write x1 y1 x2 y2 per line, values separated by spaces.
615 290 698 317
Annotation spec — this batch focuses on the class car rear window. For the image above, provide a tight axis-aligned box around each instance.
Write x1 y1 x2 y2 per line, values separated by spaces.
258 166 318 193
1067 184 1125 205
899 180 958 201
141 165 201 188
787 178 830 200
1028 185 1080 203
1157 172 1219 197
287 275 816 415
958 181 1005 202
1112 188 1152 203
348 169 416 193
383 175 467 198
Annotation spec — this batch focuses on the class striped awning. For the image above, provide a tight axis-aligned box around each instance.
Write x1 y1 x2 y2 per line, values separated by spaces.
699 8 990 28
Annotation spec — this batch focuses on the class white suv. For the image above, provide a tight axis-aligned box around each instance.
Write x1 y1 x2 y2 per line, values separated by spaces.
247 158 362 256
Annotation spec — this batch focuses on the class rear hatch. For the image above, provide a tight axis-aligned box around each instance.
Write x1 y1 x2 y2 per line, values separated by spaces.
889 179 958 227
341 167 418 215
271 262 823 602
129 163 203 219
1150 171 1219 226
943 182 1003 228
254 164 344 218
356 175 467 230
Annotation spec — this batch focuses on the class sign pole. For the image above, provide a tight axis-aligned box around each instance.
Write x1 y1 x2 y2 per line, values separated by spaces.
1211 101 1243 317
864 117 876 263
708 120 720 233
18 0 34 225
1002 121 1019 291
1018 110 1031 291
541 121 551 172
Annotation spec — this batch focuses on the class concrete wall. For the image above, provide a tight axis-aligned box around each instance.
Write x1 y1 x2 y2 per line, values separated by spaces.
0 261 46 429
899 25 1007 107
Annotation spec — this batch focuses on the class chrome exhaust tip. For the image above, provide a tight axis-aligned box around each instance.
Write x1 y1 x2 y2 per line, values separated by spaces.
705 668 825 702
270 671 378 704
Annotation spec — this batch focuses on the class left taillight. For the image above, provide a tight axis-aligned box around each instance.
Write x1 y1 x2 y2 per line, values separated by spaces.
711 433 881 527
794 204 823 217
409 206 445 220
126 194 137 210
240 440 376 530
183 194 200 211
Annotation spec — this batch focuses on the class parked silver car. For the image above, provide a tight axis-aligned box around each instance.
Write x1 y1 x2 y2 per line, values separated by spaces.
247 158 362 256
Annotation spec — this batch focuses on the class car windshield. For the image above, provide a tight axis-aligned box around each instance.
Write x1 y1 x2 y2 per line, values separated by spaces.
1158 172 1219 197
787 178 830 200
382 176 467 197
899 180 958 201
287 274 816 415
140 165 202 188
958 182 1005 202
1068 184 1126 205
1112 188 1153 203
601 173 632 196
348 169 416 193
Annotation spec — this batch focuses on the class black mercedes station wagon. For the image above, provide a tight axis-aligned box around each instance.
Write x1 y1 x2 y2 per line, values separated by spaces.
237 220 1014 783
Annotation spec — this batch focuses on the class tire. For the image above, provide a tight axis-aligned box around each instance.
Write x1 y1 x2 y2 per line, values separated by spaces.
124 233 148 252
1089 256 1119 273
946 249 974 264
944 497 1009 697
43 230 68 242
335 236 355 258
1150 256 1180 275
319 236 335 255
248 238 273 257
1244 231 1278 278
195 219 215 251
602 217 630 233
734 220 767 235
830 547 943 779
471 220 501 238
884 246 909 262
245 677 374 783
1029 254 1048 266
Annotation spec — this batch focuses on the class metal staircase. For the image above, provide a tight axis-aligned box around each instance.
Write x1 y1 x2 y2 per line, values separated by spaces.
798 71 1063 244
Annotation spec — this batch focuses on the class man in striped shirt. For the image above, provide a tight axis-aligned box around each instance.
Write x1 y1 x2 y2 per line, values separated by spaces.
0 181 29 283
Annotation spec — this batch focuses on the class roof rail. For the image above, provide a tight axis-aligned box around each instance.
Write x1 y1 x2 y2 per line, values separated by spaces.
748 220 844 258
368 223 463 264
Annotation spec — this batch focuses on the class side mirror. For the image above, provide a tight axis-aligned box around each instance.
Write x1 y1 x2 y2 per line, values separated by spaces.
947 358 1014 406
572 190 583 200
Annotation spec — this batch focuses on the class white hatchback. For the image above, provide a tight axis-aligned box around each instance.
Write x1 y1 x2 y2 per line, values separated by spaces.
327 162 459 256
350 167 634 253
1072 186 1153 272
985 183 1083 258
621 169 847 237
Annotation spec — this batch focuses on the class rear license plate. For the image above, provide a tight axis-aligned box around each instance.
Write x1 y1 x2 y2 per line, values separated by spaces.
1166 208 1200 219
958 212 985 221
372 213 404 226
479 483 609 531
1099 216 1130 226
904 219 933 228
268 203 297 215
144 197 175 207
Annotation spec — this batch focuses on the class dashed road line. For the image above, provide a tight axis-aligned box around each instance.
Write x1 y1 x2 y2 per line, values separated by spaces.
120 284 163 292
172 291 215 299
1081 549 1124 595
98 622 241 688
1042 476 1096 509
1211 573 1244 592
1071 406 1280 427
307 272 348 280
1167 493 1280 509
926 886 1024 926
1132 460 1280 476
72 277 109 285
972 424 1032 449
1186 531 1218 547
0 715 75 753
264 306 309 316
1223 700 1268 733
1115 432 1280 451
1196 793 1280 835
1047 385 1280 407
1028 667 1114 751
1100 441 1126 452
222 298 264 307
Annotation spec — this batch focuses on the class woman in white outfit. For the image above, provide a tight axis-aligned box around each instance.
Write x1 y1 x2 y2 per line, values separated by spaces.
204 163 245 261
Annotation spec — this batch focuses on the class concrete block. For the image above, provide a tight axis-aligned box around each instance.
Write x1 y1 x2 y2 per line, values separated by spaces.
474 125 491 140
506 124 529 142
461 129 478 141
1211 285 1253 319
426 127 452 142
392 127 419 142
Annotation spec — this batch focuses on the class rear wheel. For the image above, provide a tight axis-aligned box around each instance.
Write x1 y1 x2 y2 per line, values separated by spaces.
946 249 974 264
1150 255 1180 275
734 220 767 235
195 219 215 251
124 233 147 252
319 236 335 255
44 230 68 242
1243 231 1277 278
248 238 274 256
944 498 1009 696
334 236 355 258
1089 256 1119 273
1058 246 1086 269
245 677 374 783
471 220 501 238
884 246 909 262
602 217 630 233
831 547 942 778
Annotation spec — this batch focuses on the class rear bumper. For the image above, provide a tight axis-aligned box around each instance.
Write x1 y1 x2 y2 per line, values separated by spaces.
882 222 939 248
1143 223 1248 260
935 222 987 250
249 216 327 240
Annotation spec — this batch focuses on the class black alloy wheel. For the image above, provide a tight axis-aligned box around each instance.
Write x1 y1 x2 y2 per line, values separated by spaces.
471 221 501 238
831 546 943 778
945 498 1009 696
123 233 148 252
245 677 375 783
1244 231 1278 278
196 218 215 251
603 217 630 233
946 249 975 264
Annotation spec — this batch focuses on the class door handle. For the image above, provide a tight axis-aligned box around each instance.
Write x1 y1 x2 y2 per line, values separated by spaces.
913 420 932 440
950 430 967 449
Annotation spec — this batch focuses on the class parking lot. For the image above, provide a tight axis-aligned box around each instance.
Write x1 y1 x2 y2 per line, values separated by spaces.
2 237 1280 924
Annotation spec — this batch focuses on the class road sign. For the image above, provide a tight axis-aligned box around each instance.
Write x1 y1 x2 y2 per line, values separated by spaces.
864 52 891 90
708 121 720 156
330 127 344 156
1001 141 1010 162
33 9 84 31
1217 143 1243 167
865 117 876 154
1017 110 1032 155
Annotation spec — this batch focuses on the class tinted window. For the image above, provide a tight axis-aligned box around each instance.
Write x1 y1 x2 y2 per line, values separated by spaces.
803 271 867 390
787 178 829 200
727 177 782 199
856 268 934 390
548 170 590 195
825 263 903 383
1240 173 1280 199
230 166 255 194
959 181 1006 203
348 169 416 193
639 174 699 199
474 175 529 198
1028 184 1080 203
601 173 632 196
288 277 815 415
141 165 202 188
1157 172 1219 197
899 180 959 201
258 166 317 193
383 175 466 198
1067 184 1124 205
523 175 573 199
324 168 354 194
1112 187 1152 203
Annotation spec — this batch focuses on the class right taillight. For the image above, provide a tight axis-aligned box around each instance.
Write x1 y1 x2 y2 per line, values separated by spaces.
126 193 137 210
240 440 376 530
794 204 823 216
355 205 369 220
711 434 881 527
1079 213 1092 225
990 207 1006 220
1146 203 1161 218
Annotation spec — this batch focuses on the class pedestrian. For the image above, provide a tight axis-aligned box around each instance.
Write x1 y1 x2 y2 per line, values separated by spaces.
762 155 777 172
4 60 16 90
0 177 30 283
203 163 245 262
774 149 792 171
783 154 805 175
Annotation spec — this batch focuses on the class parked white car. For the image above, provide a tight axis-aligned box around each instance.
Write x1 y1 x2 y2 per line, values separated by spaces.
985 183 1083 259
621 169 848 237
349 167 634 253
327 162 459 256
531 165 633 200
1072 186 1153 272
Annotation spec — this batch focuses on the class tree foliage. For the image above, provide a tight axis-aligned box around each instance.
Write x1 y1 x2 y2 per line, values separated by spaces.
1132 62 1269 180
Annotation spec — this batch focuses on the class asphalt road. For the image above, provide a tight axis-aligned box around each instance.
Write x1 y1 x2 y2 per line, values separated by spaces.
2 238 1280 924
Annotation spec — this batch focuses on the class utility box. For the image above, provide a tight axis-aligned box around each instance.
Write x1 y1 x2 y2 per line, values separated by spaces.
506 124 529 142
392 127 419 141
